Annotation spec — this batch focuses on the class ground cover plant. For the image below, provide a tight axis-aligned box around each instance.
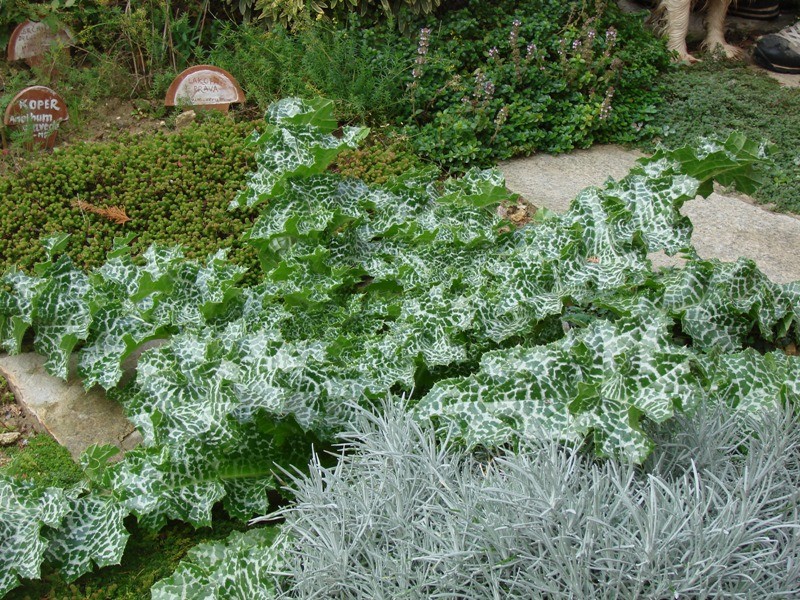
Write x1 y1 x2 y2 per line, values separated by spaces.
0 117 259 275
0 98 798 597
400 0 672 166
201 21 410 126
644 59 800 213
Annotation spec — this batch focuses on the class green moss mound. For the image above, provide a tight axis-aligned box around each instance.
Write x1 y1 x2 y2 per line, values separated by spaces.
0 119 259 275
0 435 83 489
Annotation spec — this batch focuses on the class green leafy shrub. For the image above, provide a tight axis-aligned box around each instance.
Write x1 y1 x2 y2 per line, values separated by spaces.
247 0 444 28
203 1 672 168
256 402 800 598
0 98 797 598
403 0 672 167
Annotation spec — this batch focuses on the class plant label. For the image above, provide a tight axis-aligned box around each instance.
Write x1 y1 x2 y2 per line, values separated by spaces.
7 21 72 66
3 86 69 149
165 65 245 113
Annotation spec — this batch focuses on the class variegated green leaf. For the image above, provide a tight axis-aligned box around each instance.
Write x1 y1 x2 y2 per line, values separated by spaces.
31 256 94 379
44 493 129 582
659 258 795 351
0 477 70 596
391 284 478 368
265 96 337 132
244 175 368 254
40 233 71 261
439 168 509 208
106 445 227 530
149 250 247 328
77 303 161 390
0 269 46 353
652 132 768 196
103 422 297 528
705 349 800 414
151 528 283 600
231 98 368 209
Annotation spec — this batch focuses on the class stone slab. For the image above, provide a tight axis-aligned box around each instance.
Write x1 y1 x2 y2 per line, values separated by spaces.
499 145 800 284
758 68 800 89
0 353 141 460
0 432 21 446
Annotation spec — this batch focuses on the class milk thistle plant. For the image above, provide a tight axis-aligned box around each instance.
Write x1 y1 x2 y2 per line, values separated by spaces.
0 98 797 598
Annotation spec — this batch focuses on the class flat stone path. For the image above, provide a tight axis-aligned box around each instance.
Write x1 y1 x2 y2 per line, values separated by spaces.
0 353 141 460
500 145 800 284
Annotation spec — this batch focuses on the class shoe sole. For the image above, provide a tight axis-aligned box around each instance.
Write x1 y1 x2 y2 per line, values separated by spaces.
754 49 800 74
729 7 781 20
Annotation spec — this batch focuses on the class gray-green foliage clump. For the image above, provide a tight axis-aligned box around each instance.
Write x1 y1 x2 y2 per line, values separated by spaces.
263 402 800 598
0 98 798 598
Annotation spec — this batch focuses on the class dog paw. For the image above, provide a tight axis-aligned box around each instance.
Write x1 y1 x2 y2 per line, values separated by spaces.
672 51 701 64
704 42 745 60
720 44 745 60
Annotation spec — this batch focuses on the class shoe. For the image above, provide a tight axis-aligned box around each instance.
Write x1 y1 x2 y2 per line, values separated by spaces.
754 21 800 73
729 1 781 20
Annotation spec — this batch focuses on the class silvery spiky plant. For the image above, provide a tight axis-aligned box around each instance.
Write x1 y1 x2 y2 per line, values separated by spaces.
267 401 800 599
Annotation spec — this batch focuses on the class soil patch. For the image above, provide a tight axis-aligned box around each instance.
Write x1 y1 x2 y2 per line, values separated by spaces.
0 377 37 466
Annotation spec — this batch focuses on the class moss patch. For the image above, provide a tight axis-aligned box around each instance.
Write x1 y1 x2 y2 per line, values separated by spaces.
0 434 83 489
0 117 259 276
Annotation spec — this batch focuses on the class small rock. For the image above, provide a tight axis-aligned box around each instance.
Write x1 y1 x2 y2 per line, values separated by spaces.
175 110 196 129
0 431 20 446
0 353 140 459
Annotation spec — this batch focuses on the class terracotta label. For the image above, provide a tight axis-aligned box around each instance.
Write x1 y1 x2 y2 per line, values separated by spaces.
7 21 72 65
3 86 69 149
165 65 245 112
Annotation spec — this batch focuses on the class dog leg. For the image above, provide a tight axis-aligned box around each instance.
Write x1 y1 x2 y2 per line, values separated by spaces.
662 0 698 62
703 0 744 58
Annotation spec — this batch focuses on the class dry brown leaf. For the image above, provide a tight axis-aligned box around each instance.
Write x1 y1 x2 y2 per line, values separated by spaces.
73 199 131 225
